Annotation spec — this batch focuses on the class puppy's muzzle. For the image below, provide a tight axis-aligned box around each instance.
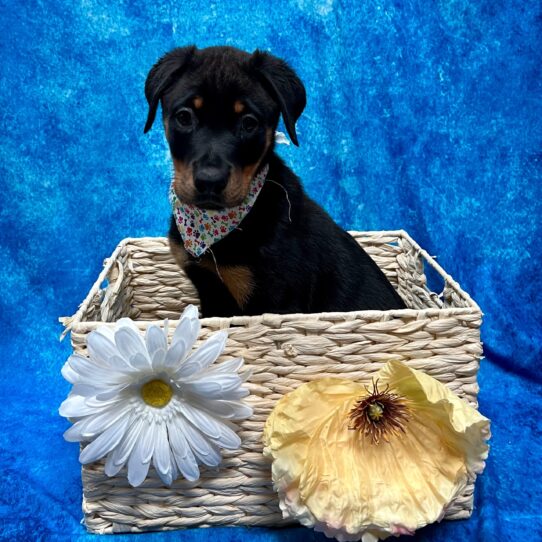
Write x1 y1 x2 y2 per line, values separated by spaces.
194 164 230 196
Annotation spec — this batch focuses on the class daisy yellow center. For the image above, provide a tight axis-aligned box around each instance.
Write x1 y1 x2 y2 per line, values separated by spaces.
141 379 173 408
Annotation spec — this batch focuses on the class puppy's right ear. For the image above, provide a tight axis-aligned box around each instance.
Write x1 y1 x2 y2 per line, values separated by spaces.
144 46 196 133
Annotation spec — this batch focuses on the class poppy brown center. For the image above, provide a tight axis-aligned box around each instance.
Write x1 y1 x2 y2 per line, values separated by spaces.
348 379 410 445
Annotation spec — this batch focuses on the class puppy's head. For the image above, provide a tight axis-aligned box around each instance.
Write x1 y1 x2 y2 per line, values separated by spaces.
144 46 306 209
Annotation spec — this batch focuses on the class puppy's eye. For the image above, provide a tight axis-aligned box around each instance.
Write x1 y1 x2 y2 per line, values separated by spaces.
175 108 195 129
240 114 259 134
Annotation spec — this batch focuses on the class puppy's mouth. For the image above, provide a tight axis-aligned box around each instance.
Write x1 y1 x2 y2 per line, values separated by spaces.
193 196 227 210
176 189 245 210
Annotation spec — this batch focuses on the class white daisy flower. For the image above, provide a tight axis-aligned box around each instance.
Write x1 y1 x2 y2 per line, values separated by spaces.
59 305 252 487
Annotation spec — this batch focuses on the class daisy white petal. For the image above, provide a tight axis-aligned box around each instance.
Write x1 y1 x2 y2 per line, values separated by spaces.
129 352 152 371
168 423 200 481
171 305 200 348
125 419 154 486
174 331 228 379
178 403 241 450
195 399 253 420
146 325 167 369
213 423 242 450
63 354 128 386
61 355 85 384
107 354 137 373
93 324 116 341
59 394 98 418
180 420 222 467
87 331 122 367
151 348 167 368
72 383 106 397
163 310 200 369
58 394 121 418
169 448 179 481
95 384 130 401
63 423 85 443
153 422 173 485
158 469 173 487
180 402 223 440
163 339 189 369
115 327 149 365
79 403 133 439
139 420 156 464
182 373 243 397
184 387 249 402
127 439 152 487
64 403 130 441
117 317 143 334
104 453 124 478
61 365 80 386
84 395 127 411
105 418 145 475
200 357 244 375
86 333 135 374
80 415 131 464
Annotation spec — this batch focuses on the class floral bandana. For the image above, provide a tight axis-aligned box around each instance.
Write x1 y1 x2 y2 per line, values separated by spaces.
169 163 269 258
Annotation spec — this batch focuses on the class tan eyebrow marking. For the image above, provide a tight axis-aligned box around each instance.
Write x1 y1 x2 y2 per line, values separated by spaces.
234 100 245 114
193 96 203 109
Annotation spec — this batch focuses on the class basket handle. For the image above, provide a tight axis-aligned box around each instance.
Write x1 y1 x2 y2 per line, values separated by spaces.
58 257 124 341
99 259 124 322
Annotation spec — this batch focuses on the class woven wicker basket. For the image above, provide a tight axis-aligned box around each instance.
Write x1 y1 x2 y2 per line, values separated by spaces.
60 230 483 534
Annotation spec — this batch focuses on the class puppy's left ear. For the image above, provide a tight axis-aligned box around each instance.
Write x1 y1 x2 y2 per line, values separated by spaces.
144 46 196 133
250 51 306 146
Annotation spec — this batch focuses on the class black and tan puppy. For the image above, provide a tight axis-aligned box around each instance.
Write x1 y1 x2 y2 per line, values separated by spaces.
144 46 406 317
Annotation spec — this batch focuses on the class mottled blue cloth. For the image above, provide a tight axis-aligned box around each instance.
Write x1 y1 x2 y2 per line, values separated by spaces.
1 1 541 541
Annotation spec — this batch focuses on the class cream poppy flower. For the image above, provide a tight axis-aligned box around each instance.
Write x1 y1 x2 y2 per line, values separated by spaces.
263 360 490 542
60 305 252 487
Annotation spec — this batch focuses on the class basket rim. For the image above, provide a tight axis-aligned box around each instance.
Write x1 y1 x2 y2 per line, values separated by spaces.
59 230 482 339
64 305 482 334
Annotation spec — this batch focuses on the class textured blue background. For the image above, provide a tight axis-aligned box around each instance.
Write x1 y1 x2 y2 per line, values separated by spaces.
1 0 541 540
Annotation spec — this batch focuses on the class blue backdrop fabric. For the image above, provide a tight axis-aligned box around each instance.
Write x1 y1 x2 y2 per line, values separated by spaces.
1 0 541 540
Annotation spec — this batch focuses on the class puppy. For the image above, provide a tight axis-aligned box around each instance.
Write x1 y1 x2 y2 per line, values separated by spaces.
144 46 406 317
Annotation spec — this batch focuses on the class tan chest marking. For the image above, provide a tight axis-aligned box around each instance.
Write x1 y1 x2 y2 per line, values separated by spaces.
169 241 254 309
200 260 255 309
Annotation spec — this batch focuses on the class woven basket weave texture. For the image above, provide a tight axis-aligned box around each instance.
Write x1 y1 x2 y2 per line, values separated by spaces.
61 230 482 534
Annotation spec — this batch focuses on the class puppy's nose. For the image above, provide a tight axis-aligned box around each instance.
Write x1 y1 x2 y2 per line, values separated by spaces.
194 166 230 195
